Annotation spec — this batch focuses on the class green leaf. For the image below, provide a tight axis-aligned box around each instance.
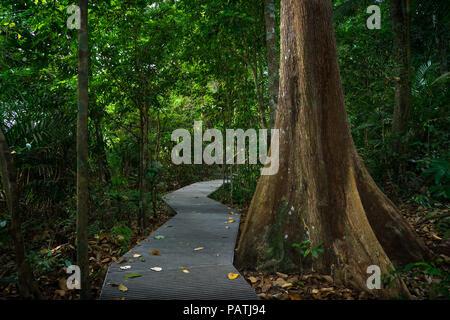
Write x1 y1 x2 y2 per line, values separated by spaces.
124 273 142 279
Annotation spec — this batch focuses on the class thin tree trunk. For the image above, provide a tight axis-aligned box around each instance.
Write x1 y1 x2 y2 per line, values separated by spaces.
0 128 41 299
390 0 411 158
138 104 149 232
434 12 448 75
235 0 429 298
265 0 280 129
76 0 91 300
94 118 111 183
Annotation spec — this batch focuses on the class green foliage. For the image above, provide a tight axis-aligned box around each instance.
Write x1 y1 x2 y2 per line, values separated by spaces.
394 261 450 299
422 156 450 199
292 240 324 259
110 222 133 253
0 219 9 247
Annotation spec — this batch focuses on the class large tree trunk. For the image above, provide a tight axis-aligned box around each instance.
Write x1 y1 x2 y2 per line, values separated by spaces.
235 0 429 298
0 128 41 299
76 0 91 300
264 0 280 129
389 0 411 157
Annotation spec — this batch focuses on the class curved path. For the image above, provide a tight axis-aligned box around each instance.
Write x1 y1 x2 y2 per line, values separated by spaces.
99 180 258 300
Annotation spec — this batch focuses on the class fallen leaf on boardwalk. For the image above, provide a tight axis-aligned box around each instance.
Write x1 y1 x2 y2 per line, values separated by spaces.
139 257 146 262
150 267 163 272
120 265 131 270
123 273 142 279
154 235 165 239
228 273 239 280
107 282 120 287
289 294 301 300
216 254 220 257
182 269 190 274
133 254 142 258
194 247 204 251
118 284 128 292
151 249 161 255
227 219 234 223
229 212 237 215
225 226 230 229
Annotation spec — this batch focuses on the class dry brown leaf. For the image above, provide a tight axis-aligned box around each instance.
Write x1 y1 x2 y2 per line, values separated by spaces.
194 247 204 251
289 294 301 300
133 254 142 258
151 249 160 255
431 233 442 241
281 282 293 289
248 276 258 284
273 277 288 287
55 289 66 297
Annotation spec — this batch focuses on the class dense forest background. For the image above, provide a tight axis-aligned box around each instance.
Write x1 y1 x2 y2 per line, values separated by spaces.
0 0 449 299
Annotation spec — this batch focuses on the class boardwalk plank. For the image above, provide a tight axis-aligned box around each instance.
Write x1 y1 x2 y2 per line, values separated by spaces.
99 180 258 300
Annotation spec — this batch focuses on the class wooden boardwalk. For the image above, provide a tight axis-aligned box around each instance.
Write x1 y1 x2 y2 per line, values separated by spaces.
99 180 258 300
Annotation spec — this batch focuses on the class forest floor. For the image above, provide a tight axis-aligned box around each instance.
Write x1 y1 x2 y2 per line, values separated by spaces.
1 185 449 300
0 203 175 300
211 190 450 300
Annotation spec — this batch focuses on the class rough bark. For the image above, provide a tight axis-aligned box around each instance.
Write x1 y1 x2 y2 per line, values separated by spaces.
76 0 91 300
389 0 411 156
235 0 429 298
0 128 42 299
264 0 280 129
